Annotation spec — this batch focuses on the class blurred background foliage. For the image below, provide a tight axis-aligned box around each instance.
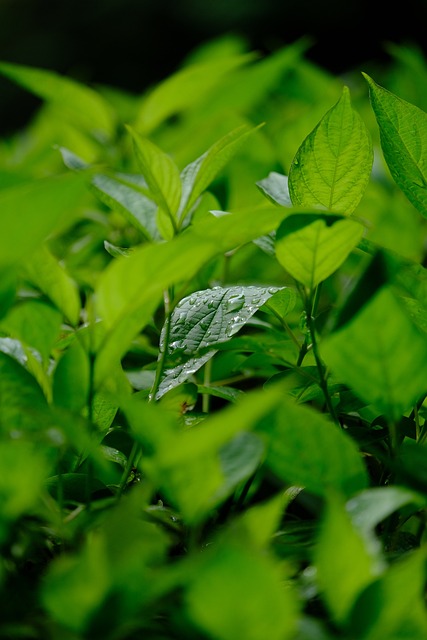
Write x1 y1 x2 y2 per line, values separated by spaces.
1 0 427 136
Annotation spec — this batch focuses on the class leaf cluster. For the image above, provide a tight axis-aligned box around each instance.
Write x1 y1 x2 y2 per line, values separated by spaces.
1 35 427 639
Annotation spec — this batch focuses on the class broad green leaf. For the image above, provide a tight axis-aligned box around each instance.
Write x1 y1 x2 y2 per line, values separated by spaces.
135 53 254 133
263 286 297 319
24 245 81 326
0 265 17 322
346 487 426 534
0 172 87 268
52 336 90 413
364 74 427 218
215 431 265 502
275 213 365 289
321 286 427 421
289 86 373 214
0 61 115 139
0 441 51 529
0 351 49 435
349 546 427 640
314 495 381 624
178 123 263 221
156 285 284 398
1 299 62 365
256 171 292 206
91 173 159 240
230 493 286 549
41 532 111 633
258 396 368 497
127 126 182 232
186 542 299 640
94 205 288 388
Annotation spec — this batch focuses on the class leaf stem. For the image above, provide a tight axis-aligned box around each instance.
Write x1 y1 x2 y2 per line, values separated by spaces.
202 358 212 413
149 288 173 402
305 287 340 426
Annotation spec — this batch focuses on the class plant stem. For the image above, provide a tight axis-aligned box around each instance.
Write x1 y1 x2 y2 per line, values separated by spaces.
202 358 212 413
149 288 173 402
305 287 340 426
117 440 140 498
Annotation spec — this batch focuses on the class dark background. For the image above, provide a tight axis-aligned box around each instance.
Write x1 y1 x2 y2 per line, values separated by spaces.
1 0 427 135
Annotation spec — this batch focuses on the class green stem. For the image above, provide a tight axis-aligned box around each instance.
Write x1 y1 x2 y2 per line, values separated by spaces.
149 288 173 402
305 287 339 426
202 358 212 413
117 440 140 498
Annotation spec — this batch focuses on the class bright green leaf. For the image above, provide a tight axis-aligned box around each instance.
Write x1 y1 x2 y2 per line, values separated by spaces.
0 441 51 527
0 351 49 435
126 125 182 231
275 213 365 289
364 73 427 218
91 173 159 241
52 335 90 413
258 395 368 497
41 532 111 633
314 495 381 624
24 245 81 326
1 299 62 364
289 86 373 214
156 285 283 397
0 61 115 139
349 546 427 640
321 286 427 421
0 172 87 268
186 542 298 640
135 53 254 133
178 123 263 220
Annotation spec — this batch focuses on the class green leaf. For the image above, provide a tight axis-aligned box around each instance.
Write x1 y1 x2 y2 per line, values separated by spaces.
275 213 365 289
258 395 368 497
156 285 283 398
320 286 427 421
0 441 51 527
0 265 17 322
91 173 159 241
186 542 299 640
135 53 254 133
94 205 288 388
256 171 292 206
289 86 373 214
364 73 427 218
178 123 263 220
0 61 115 139
346 487 426 535
1 299 62 365
0 172 87 268
24 245 81 326
263 286 297 319
314 495 381 624
349 546 427 640
52 336 90 413
0 351 49 435
41 532 111 633
126 126 182 234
